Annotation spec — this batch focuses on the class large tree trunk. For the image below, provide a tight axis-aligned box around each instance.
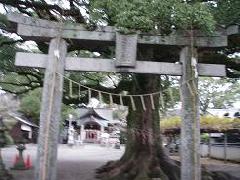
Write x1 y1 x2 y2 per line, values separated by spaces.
96 73 180 180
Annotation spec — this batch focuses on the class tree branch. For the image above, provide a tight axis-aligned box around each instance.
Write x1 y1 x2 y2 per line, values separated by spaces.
107 74 117 88
0 0 86 23
0 39 24 47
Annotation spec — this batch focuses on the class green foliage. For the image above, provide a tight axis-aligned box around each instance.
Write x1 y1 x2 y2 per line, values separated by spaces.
173 2 216 33
0 13 9 29
19 88 76 125
159 77 180 114
160 115 240 132
199 77 240 113
61 104 77 121
0 35 43 95
201 133 209 143
19 88 41 123
210 0 240 26
4 132 14 145
0 37 16 73
90 0 216 34
201 116 234 131
90 0 155 33
159 77 240 114
160 116 181 129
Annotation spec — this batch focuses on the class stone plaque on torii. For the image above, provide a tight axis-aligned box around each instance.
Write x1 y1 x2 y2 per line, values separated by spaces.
7 13 239 180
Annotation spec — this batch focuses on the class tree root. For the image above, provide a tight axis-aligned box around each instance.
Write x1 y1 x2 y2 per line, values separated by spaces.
96 153 176 180
96 156 238 180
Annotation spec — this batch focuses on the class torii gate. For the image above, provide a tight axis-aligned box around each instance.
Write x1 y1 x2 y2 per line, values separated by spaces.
7 13 239 180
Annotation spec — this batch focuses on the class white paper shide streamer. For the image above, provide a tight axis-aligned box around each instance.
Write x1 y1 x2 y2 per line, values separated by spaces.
140 95 146 111
150 94 155 110
130 96 136 111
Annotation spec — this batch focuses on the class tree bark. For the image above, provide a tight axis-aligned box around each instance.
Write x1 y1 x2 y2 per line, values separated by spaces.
96 72 180 180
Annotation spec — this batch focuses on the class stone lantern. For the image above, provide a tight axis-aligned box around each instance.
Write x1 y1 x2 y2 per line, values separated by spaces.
11 121 27 170
0 116 13 180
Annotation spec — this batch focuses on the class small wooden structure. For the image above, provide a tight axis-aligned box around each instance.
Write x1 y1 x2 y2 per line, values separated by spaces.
77 108 113 143
9 115 38 143
7 13 239 180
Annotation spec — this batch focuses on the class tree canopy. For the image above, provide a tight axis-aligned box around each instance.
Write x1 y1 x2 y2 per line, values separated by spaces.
90 0 215 33
0 0 239 98
199 77 240 113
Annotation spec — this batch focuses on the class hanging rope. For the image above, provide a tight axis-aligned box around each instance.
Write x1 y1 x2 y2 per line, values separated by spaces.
160 90 165 109
189 25 198 96
57 73 184 111
187 82 194 96
78 84 81 100
69 80 73 98
60 73 175 97
41 1 64 180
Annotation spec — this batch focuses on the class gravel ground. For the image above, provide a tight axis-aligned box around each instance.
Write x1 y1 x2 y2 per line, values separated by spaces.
2 144 124 180
2 144 240 180
171 156 240 179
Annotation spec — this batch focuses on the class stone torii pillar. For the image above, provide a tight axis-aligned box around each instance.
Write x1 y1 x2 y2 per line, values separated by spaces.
35 38 67 180
180 46 201 180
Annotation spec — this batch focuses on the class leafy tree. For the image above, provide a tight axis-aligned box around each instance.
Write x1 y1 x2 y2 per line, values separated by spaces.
163 77 240 115
0 0 239 180
19 88 41 124
199 77 240 114
159 76 181 114
19 88 76 125
161 115 240 132
0 35 43 95
90 0 215 33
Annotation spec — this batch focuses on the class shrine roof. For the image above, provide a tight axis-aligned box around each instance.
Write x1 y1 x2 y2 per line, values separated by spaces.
8 113 38 128
77 107 113 122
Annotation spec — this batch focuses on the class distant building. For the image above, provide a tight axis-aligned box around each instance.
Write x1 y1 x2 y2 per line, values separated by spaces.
9 114 38 143
77 108 113 143
206 108 240 118
63 107 121 144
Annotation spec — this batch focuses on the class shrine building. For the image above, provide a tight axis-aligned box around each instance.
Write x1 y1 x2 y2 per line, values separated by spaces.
77 107 114 143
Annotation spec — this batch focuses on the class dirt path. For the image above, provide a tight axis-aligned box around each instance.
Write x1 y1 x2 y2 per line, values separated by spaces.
2 144 124 180
2 144 240 180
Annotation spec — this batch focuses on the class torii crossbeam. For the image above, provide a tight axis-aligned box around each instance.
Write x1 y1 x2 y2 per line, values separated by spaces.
7 13 239 180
